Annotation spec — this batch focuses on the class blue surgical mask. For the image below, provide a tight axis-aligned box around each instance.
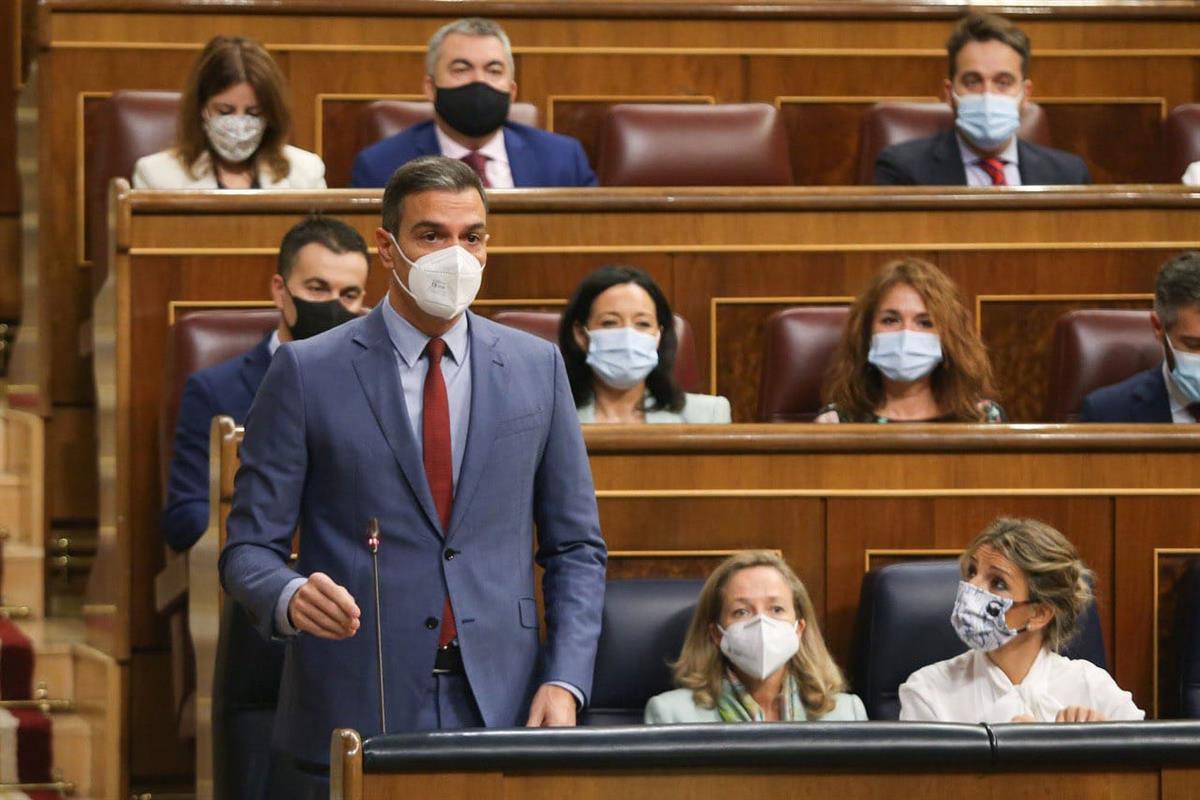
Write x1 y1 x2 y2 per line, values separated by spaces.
953 92 1021 151
868 330 943 383
1165 334 1200 404
585 327 660 390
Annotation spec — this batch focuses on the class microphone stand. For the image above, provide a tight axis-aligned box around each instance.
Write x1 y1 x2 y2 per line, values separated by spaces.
367 517 387 734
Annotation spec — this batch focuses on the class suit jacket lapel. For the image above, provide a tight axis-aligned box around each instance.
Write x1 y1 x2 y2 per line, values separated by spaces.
415 122 442 158
239 335 273 399
504 125 537 187
448 313 503 538
1132 367 1173 422
351 306 444 536
931 130 969 185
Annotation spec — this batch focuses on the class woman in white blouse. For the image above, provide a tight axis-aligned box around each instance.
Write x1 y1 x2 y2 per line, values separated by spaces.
900 517 1143 724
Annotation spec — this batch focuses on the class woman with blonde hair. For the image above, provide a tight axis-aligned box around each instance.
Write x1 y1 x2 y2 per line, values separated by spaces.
900 517 1143 723
134 35 326 189
817 257 1004 423
645 550 866 723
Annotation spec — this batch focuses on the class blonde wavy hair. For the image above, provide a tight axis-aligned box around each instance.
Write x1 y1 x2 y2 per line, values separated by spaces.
822 257 998 421
672 551 846 715
961 517 1095 651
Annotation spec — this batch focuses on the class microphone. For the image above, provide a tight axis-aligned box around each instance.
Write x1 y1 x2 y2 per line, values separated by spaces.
367 517 387 734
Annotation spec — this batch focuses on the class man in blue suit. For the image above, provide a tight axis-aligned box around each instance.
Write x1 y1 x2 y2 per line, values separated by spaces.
351 17 596 189
220 156 607 796
162 217 369 551
1081 252 1200 423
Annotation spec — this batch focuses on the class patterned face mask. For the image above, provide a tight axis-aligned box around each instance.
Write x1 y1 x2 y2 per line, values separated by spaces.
203 112 267 164
950 580 1032 652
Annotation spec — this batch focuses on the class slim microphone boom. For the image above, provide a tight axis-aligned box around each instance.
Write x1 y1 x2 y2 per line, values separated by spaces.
367 517 387 733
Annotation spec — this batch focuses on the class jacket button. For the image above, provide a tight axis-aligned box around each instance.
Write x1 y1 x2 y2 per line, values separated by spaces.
424 617 438 630
444 548 458 561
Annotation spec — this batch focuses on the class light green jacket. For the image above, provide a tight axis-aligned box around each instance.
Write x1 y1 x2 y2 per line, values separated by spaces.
644 688 869 724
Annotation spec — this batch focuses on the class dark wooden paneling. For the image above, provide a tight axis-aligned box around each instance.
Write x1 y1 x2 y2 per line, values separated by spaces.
778 101 896 186
826 497 1114 682
129 651 193 781
1042 101 1164 184
318 98 375 189
1156 551 1199 719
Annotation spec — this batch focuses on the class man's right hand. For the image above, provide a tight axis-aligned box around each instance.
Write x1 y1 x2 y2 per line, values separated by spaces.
288 572 361 638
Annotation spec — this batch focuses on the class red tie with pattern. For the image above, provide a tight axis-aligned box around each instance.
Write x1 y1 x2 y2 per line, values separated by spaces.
423 338 457 647
461 151 491 188
978 157 1008 186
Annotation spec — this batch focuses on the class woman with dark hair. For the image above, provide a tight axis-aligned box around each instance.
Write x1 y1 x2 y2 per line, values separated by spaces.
817 257 1005 423
133 35 325 189
559 265 731 424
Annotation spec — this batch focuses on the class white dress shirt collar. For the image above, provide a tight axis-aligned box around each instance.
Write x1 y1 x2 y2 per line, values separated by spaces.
434 124 514 188
956 133 1021 187
380 293 469 368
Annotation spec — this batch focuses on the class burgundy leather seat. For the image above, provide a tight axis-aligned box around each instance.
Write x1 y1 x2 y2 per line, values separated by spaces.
757 306 850 422
358 99 540 148
1164 104 1200 183
85 90 180 277
596 103 793 186
491 310 703 393
1044 309 1161 422
855 101 1051 184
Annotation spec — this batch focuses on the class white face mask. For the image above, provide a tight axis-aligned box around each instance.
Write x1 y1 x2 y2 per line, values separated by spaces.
718 615 800 681
950 581 1031 653
387 233 484 321
868 330 943 383
1165 334 1200 405
203 113 267 164
585 327 660 390
953 91 1022 151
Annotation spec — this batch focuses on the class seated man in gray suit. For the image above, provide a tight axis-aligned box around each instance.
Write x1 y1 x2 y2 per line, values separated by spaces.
875 13 1090 186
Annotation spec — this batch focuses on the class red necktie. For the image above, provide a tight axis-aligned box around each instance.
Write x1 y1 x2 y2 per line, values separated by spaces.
423 338 457 646
461 151 491 188
978 157 1008 186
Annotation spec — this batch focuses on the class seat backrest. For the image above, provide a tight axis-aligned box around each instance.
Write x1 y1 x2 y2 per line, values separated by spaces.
212 596 286 800
852 559 1106 721
1044 309 1161 422
597 103 793 186
757 306 849 422
358 99 540 149
85 90 180 266
158 309 280 491
491 310 703 394
581 578 703 725
855 101 1051 184
1175 559 1200 718
1164 104 1200 183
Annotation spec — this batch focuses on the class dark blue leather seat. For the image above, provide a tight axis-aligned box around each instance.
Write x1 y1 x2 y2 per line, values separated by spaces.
581 578 703 725
1175 559 1200 718
852 559 1106 721
212 597 287 800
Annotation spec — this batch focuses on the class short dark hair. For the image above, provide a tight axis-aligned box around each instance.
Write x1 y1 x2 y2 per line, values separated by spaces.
558 265 685 413
381 156 487 236
276 216 369 281
1154 251 1200 331
947 13 1031 79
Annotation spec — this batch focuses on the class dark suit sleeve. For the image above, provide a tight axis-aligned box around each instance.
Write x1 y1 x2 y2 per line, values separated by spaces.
874 147 915 186
1078 391 1102 422
533 345 607 703
1075 157 1092 185
161 373 219 552
219 344 309 640
570 139 598 187
350 150 376 189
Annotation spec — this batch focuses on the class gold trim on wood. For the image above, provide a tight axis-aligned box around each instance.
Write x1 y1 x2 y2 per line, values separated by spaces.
774 95 938 109
709 295 853 396
863 548 961 574
76 90 113 269
167 300 275 326
1153 547 1200 719
609 549 778 559
471 298 567 308
973 293 1155 337
313 92 425 159
545 94 715 131
1035 95 1169 120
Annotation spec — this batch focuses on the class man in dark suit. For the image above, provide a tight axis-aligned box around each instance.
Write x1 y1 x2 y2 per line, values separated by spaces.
351 17 596 189
220 157 607 797
162 217 369 551
1081 252 1200 423
875 13 1089 187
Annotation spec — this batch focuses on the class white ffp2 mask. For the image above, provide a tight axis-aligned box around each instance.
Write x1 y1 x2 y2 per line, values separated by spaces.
718 615 800 681
387 234 484 320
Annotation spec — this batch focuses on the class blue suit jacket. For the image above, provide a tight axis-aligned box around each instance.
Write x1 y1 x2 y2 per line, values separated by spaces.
874 130 1092 186
162 335 272 552
219 306 607 765
1079 366 1173 422
350 121 597 188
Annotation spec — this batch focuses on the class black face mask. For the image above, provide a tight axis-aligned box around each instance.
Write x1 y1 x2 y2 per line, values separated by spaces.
286 291 357 340
434 82 511 139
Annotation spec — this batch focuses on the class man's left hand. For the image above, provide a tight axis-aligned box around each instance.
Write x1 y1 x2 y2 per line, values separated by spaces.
525 684 577 727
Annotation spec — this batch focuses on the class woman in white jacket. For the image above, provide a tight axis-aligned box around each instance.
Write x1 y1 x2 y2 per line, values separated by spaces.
900 517 1143 724
133 35 325 190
